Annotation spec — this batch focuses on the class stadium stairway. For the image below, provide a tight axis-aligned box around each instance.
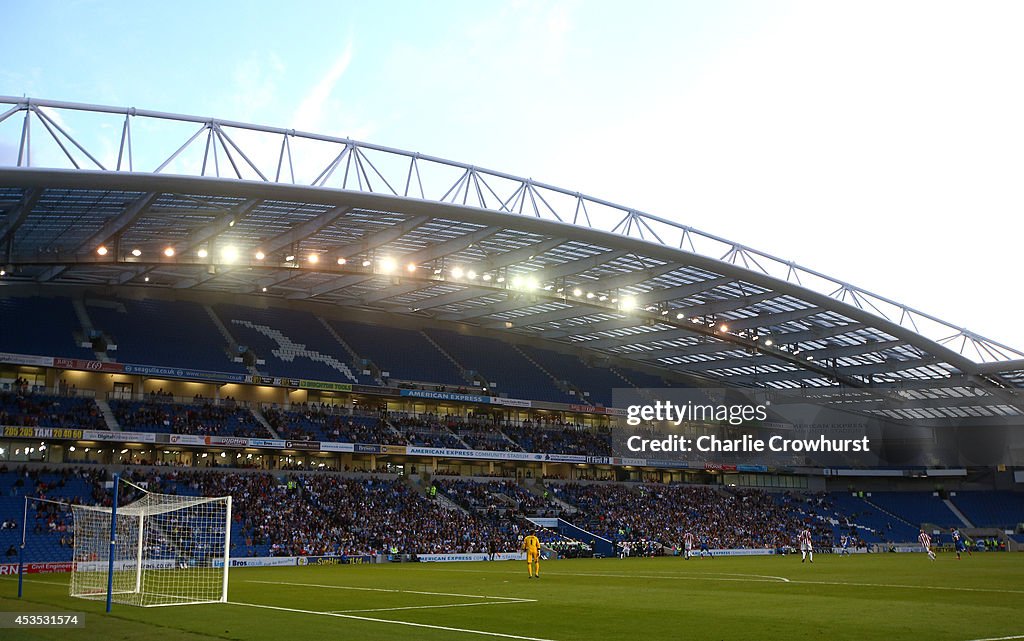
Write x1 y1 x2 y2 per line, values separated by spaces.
204 304 241 354
250 407 279 438
943 498 974 527
512 344 578 400
418 330 476 386
317 318 368 380
423 479 471 516
94 398 120 430
528 481 579 515
859 496 921 538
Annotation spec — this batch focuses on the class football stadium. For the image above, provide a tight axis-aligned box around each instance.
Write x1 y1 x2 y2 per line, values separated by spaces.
0 92 1022 641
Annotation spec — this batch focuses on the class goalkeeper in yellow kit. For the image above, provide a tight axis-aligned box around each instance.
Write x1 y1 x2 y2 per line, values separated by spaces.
522 532 541 578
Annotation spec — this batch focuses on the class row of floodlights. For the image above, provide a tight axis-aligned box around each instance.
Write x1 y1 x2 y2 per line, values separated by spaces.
90 245 812 360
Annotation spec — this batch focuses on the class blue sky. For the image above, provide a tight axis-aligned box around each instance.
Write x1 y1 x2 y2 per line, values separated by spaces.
3 0 1023 351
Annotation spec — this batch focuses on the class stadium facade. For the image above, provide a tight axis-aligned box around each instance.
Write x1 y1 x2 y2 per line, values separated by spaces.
0 97 1022 487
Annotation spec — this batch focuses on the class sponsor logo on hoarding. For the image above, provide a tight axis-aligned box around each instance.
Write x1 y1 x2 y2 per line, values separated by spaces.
0 352 56 367
168 434 206 445
299 380 353 392
400 389 490 403
490 396 532 408
206 436 250 447
3 426 84 440
284 438 319 448
248 439 286 448
319 442 355 453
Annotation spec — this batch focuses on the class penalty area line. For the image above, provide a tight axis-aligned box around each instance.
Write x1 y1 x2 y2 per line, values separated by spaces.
228 600 559 641
244 579 527 600
330 599 535 614
963 636 1024 641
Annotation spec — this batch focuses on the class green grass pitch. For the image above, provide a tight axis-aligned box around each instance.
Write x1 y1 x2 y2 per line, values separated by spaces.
2 553 1021 641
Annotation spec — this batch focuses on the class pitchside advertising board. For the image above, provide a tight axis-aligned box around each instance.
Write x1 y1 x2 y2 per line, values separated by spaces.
417 552 526 562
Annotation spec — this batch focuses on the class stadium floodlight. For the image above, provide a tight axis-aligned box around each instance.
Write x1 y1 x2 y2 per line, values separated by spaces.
573 288 583 297
337 257 347 266
308 253 320 264
586 292 595 299
525 276 539 290
719 324 729 332
197 248 208 258
97 245 108 256
163 247 175 257
496 276 505 283
261 287 267 292
286 255 296 262
143 277 149 282
62 474 231 609
361 259 371 267
451 266 465 279
467 269 478 279
379 257 396 273
482 273 492 281
406 262 417 273
254 251 265 260
221 246 239 263
511 276 523 289
620 296 636 311
131 248 142 257
676 312 685 319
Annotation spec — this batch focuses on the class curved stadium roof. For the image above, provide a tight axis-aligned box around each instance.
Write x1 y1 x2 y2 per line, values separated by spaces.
1 97 1022 424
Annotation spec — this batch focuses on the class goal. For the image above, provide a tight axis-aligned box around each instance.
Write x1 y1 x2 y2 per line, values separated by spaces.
70 490 232 607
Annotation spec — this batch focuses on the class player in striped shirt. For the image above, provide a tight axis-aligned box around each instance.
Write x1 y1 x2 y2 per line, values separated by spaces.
798 528 814 563
918 530 936 560
683 532 694 560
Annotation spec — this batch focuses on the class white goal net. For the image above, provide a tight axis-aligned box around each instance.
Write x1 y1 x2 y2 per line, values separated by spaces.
70 492 231 607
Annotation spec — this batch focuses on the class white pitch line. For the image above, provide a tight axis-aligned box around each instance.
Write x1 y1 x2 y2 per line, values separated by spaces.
0 576 68 587
964 635 1024 641
244 579 525 600
431 568 1024 595
330 599 535 614
228 600 559 641
433 568 790 584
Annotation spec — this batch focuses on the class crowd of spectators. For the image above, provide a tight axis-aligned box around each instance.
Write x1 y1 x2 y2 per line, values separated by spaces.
503 419 611 456
110 399 267 438
0 389 106 430
263 406 401 444
5 463 884 562
551 483 839 550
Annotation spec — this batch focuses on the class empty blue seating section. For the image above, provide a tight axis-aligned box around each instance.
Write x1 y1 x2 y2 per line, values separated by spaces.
424 329 574 403
214 304 359 383
829 493 919 542
951 491 1024 529
87 299 244 373
329 320 464 385
866 491 960 528
516 345 624 406
0 393 107 430
614 367 669 389
0 297 94 359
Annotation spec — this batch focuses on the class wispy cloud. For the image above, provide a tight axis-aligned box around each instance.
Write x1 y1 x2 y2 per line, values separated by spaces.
292 42 354 134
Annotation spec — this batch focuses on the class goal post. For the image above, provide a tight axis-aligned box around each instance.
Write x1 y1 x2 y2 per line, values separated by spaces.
69 476 232 608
